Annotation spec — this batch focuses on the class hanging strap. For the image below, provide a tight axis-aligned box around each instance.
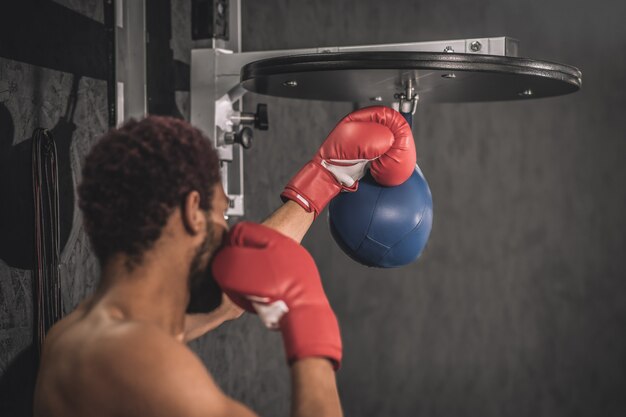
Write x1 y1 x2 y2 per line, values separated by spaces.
32 128 62 357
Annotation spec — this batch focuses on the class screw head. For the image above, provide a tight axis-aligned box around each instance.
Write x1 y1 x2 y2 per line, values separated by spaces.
283 80 298 87
470 41 482 52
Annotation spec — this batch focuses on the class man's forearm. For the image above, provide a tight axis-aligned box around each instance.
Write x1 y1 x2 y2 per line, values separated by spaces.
262 200 315 243
262 204 342 417
291 358 343 417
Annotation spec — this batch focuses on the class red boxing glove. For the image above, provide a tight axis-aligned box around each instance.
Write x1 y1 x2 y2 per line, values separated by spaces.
281 106 417 216
211 222 342 369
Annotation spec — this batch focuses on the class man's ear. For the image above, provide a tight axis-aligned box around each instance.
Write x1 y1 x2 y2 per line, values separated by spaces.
181 191 204 235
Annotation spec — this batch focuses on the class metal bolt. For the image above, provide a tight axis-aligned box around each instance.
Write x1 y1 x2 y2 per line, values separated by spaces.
442 73 457 79
283 80 298 87
470 41 482 52
443 46 455 53
518 89 533 97
370 96 383 102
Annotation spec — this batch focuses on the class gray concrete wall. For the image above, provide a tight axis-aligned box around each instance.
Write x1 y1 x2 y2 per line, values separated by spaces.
226 1 626 415
0 2 107 415
1 0 625 416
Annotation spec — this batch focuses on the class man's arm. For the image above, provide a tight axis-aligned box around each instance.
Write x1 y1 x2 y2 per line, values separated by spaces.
194 107 414 415
183 294 244 342
213 222 344 417
291 358 342 417
261 201 342 417
262 200 315 244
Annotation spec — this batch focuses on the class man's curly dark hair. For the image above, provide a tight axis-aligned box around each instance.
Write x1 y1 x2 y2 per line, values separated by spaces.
78 115 221 267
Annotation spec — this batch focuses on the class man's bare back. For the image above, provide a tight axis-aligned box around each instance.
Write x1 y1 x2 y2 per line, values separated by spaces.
35 300 142 417
35 298 253 417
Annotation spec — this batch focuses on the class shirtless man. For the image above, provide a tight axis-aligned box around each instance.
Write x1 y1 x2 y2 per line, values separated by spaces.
33 107 415 417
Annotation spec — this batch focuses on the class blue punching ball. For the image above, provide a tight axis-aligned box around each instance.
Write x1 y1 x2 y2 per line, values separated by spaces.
328 165 433 268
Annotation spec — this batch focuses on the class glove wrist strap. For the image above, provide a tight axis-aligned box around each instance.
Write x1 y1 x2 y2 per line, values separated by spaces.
280 161 342 217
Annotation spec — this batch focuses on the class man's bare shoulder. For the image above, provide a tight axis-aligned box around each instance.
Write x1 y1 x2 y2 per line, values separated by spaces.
89 321 252 417
39 311 256 417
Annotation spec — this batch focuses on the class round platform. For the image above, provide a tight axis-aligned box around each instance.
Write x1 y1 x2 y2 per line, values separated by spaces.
241 52 582 103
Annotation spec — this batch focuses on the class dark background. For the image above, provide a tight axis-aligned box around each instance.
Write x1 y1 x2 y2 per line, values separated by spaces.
1 0 625 416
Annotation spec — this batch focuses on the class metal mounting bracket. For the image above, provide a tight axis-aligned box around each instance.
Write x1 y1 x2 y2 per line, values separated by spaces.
191 27 519 216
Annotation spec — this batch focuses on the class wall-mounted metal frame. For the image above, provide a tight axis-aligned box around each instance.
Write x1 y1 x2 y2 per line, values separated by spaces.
107 0 580 219
190 35 520 217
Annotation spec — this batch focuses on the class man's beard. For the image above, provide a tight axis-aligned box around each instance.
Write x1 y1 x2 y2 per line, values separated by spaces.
186 220 226 314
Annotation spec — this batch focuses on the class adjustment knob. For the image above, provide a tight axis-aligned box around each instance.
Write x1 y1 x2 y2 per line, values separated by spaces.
254 103 269 130
235 127 253 149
